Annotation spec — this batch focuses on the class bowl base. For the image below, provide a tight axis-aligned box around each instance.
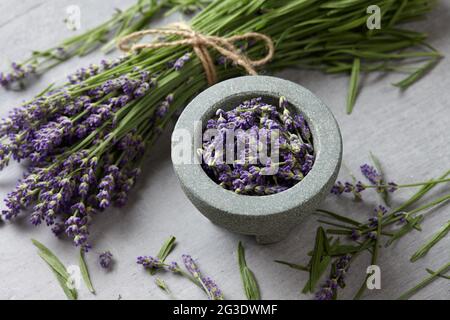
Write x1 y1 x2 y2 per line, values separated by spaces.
255 232 291 244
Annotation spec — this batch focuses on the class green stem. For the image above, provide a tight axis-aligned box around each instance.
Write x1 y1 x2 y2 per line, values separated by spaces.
397 262 450 300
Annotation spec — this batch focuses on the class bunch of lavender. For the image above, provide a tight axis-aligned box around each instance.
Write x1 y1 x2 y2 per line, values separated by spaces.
200 96 314 196
0 0 211 90
0 56 167 250
0 0 443 248
137 254 223 300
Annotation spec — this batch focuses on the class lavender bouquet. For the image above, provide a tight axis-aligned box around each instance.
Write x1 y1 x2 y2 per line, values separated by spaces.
0 0 441 250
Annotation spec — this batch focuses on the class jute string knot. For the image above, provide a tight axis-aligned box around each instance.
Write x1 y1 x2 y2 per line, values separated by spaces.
117 22 274 86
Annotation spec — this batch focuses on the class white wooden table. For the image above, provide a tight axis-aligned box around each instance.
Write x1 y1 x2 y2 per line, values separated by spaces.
0 0 449 300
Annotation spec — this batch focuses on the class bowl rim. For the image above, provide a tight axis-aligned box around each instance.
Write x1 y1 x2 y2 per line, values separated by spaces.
172 75 342 217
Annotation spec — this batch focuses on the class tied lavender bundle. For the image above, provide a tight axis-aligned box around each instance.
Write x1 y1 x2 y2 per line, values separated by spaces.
0 0 442 249
200 96 314 196
0 57 157 250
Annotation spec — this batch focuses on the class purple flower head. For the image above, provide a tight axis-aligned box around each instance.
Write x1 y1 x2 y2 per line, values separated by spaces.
99 251 113 269
74 234 88 247
202 276 224 300
182 254 201 277
355 181 366 192
315 286 333 300
331 181 345 195
279 96 288 109
173 53 191 71
315 254 351 300
30 211 42 226
167 261 180 272
374 205 387 216
137 256 161 269
360 164 382 185
97 190 111 209
394 211 407 223
388 182 398 192
331 180 365 200
156 94 174 118
134 82 150 98
351 229 361 241
368 216 379 228
368 231 378 240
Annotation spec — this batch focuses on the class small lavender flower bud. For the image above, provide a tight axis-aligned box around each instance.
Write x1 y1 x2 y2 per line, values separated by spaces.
279 96 288 109
99 251 113 269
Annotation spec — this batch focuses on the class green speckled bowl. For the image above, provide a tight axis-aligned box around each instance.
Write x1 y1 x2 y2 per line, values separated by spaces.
172 76 342 244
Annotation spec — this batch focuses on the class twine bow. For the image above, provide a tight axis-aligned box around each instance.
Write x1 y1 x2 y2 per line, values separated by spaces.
117 23 274 86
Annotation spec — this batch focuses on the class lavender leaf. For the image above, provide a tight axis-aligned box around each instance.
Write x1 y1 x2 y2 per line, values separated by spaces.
397 263 450 300
238 242 260 300
79 249 96 294
410 220 450 262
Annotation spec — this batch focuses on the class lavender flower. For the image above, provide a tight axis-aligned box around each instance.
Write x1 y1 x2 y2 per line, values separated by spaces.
182 254 201 277
0 62 36 88
360 164 382 185
374 205 387 216
167 261 180 273
351 229 361 241
330 180 365 199
182 254 224 300
173 53 191 71
201 276 224 300
368 231 378 240
99 251 113 269
200 97 314 196
368 205 387 228
316 254 351 300
137 255 162 269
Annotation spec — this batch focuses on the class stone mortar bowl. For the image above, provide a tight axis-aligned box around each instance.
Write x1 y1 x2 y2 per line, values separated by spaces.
171 76 342 244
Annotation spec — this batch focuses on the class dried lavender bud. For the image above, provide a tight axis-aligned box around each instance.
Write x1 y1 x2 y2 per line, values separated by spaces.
200 97 314 196
99 251 113 269
137 255 162 269
367 231 378 240
173 53 191 71
0 62 36 88
351 229 361 241
182 254 224 300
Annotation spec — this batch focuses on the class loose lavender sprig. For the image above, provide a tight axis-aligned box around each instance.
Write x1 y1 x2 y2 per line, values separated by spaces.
137 254 224 300
331 164 450 199
200 96 314 196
